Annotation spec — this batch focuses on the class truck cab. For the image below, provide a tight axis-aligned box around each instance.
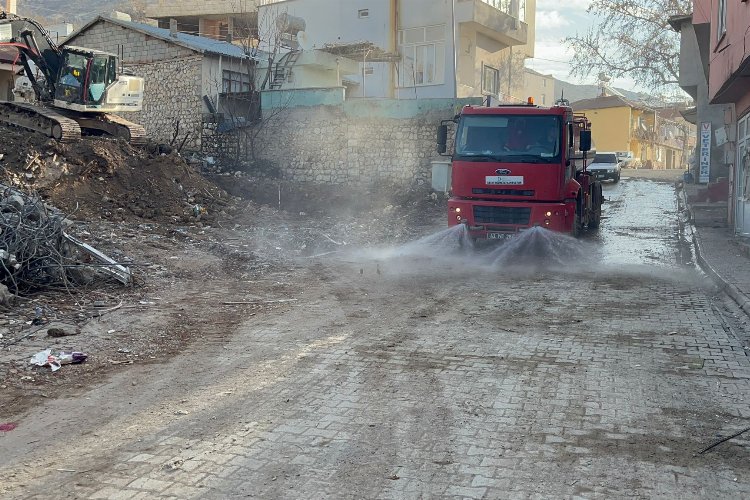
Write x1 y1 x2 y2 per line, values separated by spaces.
437 101 601 238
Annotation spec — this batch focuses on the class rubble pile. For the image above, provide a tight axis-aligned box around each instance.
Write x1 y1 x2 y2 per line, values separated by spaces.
0 185 129 294
0 126 235 224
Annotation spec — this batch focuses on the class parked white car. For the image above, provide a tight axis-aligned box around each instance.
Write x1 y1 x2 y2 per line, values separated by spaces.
588 152 622 183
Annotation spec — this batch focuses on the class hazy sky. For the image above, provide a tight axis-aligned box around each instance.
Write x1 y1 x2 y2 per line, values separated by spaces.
525 0 640 91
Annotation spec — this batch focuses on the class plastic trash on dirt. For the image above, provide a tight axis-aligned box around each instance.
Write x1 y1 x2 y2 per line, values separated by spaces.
29 349 88 371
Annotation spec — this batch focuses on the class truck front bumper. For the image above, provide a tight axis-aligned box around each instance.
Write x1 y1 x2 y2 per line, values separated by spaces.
448 199 576 238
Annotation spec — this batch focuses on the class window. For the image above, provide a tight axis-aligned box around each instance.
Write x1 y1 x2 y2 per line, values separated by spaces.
541 94 546 105
542 78 547 88
222 70 251 93
88 55 114 103
717 0 727 40
398 24 445 87
358 9 369 18
482 64 499 95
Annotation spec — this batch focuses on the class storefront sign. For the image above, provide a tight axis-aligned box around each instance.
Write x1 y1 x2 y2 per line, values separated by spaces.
700 122 711 183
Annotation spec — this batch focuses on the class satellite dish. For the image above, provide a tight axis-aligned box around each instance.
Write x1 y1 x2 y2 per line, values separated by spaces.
297 31 312 50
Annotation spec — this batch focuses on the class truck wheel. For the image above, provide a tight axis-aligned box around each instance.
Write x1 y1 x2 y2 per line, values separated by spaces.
588 183 603 230
589 208 601 229
613 173 621 183
570 212 582 237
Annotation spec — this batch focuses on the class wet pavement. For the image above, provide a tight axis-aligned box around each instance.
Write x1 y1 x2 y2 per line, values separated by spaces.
590 178 683 267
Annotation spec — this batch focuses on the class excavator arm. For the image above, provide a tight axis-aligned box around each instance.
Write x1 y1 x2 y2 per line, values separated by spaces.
0 12 62 101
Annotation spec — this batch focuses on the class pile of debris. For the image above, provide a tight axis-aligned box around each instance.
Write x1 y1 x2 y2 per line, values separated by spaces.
0 184 129 295
0 125 236 224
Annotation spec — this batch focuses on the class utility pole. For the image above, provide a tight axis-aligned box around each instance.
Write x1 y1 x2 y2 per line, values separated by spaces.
507 46 513 99
451 0 457 99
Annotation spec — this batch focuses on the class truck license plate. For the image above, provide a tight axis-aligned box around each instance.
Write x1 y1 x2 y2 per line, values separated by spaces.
487 232 514 240
486 176 524 185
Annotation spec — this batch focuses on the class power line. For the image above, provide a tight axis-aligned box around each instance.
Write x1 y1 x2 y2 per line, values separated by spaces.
527 56 572 64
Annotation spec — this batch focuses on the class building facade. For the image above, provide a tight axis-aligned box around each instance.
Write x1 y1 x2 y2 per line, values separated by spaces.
676 0 750 235
702 0 750 236
64 16 254 150
522 68 554 106
670 13 731 186
145 0 535 99
572 95 688 169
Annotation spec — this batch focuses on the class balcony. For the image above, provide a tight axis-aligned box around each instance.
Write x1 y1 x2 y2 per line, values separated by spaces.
455 0 528 47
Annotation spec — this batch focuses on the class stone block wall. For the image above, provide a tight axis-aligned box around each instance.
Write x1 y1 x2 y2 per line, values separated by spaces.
254 101 467 187
129 56 204 149
64 21 204 148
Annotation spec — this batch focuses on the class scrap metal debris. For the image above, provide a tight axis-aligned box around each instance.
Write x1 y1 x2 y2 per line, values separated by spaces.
0 184 131 293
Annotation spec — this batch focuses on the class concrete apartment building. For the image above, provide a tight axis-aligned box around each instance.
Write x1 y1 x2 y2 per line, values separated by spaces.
145 0 535 100
523 68 554 106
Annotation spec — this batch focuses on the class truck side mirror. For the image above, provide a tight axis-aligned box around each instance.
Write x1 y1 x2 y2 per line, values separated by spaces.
580 130 592 152
437 124 448 154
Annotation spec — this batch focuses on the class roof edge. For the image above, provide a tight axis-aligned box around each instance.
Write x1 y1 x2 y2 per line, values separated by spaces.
64 15 251 59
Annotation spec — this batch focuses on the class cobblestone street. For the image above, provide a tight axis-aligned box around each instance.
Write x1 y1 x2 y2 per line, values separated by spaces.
2 177 750 498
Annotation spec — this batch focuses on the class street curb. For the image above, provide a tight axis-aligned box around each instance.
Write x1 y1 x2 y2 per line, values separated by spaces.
682 186 750 317
692 231 750 316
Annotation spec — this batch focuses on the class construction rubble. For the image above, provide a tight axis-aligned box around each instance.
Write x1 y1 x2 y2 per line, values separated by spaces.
0 123 441 421
0 184 130 294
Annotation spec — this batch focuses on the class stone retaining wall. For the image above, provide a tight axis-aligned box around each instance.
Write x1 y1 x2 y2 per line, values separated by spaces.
253 99 474 187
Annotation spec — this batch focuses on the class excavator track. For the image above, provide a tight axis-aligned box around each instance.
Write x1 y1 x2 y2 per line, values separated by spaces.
72 113 147 145
0 101 81 142
101 113 147 146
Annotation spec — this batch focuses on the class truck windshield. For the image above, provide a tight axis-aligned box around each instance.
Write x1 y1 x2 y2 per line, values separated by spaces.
455 114 562 163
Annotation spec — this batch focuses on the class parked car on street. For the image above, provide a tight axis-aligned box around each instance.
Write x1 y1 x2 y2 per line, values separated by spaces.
588 152 621 182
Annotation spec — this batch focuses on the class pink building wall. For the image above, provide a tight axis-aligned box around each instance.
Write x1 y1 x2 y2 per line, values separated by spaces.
706 0 750 116
691 0 710 25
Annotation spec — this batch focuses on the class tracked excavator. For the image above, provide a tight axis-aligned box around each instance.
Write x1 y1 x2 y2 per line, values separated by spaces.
0 12 146 143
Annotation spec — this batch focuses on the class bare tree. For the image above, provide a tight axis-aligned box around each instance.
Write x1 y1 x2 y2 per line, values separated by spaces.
564 0 691 91
497 48 526 100
202 1 295 170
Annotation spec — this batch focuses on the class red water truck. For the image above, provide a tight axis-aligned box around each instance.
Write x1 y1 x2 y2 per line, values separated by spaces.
436 98 603 239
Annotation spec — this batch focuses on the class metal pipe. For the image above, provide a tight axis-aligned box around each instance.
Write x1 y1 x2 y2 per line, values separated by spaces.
217 55 222 108
389 0 398 98
451 0 457 99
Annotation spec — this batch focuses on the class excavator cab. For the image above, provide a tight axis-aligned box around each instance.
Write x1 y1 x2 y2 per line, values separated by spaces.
54 47 118 106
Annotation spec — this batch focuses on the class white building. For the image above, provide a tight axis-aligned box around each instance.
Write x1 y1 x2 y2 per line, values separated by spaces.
147 0 535 100
258 0 534 99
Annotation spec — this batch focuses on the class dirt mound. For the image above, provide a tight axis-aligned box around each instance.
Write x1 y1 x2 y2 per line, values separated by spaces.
0 126 235 224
